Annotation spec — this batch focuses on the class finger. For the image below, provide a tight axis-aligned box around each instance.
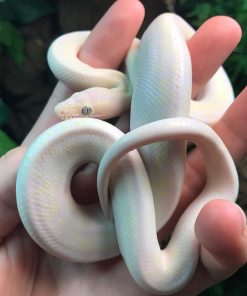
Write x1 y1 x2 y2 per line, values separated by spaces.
188 16 242 98
78 0 145 69
0 147 26 240
163 200 247 296
71 163 98 204
21 1 145 209
69 0 145 202
74 13 242 204
195 200 247 277
214 86 247 162
158 87 247 239
23 0 144 145
74 14 243 207
100 210 245 296
183 86 247 202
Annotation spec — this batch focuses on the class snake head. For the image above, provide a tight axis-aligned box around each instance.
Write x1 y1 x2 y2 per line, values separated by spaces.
55 88 110 120
55 91 92 120
55 87 131 121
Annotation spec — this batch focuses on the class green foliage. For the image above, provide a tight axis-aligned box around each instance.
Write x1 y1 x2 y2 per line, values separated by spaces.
0 0 54 145
178 0 247 94
0 98 10 126
0 20 23 64
0 129 16 156
0 97 14 155
0 0 54 24
0 0 54 65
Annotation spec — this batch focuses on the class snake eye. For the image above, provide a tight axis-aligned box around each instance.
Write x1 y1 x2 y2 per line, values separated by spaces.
81 106 92 116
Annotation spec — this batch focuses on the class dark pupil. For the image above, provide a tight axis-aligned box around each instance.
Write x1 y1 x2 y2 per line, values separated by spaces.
81 106 92 115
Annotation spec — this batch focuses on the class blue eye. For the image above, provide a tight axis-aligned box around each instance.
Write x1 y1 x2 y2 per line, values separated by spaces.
81 106 92 115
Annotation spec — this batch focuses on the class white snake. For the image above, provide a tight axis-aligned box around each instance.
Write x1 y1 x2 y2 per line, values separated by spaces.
16 13 239 295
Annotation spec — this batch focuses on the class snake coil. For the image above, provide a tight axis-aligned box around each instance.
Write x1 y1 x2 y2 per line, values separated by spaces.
16 13 238 295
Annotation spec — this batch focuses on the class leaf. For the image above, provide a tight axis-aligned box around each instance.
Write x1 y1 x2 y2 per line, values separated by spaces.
242 0 247 10
7 0 54 24
0 129 16 157
186 3 213 25
0 0 16 21
0 98 10 126
0 20 24 64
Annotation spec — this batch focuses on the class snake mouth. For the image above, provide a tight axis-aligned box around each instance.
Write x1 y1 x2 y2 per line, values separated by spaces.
55 113 82 121
63 115 86 120
55 105 80 120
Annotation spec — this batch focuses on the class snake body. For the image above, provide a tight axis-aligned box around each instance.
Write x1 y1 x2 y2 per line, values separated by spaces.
16 13 238 295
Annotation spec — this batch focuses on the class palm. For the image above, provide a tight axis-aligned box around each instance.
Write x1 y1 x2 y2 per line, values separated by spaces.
0 226 152 295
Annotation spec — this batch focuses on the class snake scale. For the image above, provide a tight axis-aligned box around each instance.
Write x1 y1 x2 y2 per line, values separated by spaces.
16 13 238 295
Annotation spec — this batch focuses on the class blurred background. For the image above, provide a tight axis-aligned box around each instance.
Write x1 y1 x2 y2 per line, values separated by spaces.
0 1 246 295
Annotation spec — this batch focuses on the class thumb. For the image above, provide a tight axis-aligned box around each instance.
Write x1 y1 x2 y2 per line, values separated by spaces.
0 147 26 240
195 199 247 279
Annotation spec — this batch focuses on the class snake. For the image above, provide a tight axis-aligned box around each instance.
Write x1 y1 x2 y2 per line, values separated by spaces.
16 13 239 295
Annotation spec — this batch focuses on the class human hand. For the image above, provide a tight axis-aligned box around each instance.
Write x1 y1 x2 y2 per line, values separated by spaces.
0 0 246 295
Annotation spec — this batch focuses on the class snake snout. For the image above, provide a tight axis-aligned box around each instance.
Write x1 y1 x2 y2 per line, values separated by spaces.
55 99 93 120
54 102 69 120
54 102 65 119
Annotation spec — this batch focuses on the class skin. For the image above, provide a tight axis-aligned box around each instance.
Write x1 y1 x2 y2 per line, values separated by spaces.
0 0 246 295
